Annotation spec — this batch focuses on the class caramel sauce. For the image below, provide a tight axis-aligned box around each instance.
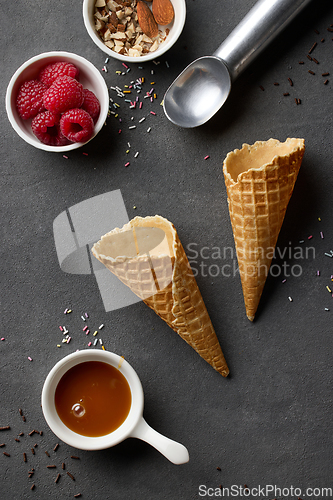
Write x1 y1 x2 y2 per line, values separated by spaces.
55 361 132 437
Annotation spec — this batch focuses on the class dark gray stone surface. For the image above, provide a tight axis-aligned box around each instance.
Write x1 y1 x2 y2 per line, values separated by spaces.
1 0 333 498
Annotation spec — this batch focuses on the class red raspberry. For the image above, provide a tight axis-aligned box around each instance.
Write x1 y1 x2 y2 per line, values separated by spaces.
60 108 94 143
31 111 71 146
16 79 47 120
81 89 100 124
43 76 84 114
39 61 79 87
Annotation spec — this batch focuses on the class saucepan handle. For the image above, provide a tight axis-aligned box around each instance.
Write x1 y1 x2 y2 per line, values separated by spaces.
130 417 189 465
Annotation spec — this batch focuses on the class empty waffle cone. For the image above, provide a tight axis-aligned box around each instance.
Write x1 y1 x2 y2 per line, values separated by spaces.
92 215 229 377
223 138 305 321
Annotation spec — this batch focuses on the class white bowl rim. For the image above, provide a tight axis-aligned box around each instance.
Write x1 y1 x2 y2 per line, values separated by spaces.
41 350 144 450
83 0 186 63
5 51 109 153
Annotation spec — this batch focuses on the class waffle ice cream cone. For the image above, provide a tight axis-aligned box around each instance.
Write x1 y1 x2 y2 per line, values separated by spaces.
223 138 305 321
92 215 229 377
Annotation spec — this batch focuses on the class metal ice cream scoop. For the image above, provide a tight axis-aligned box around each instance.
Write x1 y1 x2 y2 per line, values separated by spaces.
163 0 312 128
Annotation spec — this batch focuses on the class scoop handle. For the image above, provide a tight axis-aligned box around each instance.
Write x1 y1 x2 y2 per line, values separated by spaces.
130 417 189 465
214 0 312 81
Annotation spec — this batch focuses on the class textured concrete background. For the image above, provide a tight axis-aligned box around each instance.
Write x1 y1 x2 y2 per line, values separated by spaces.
1 0 333 498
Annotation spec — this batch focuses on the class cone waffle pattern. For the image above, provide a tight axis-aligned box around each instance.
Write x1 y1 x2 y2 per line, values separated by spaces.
223 138 305 321
92 215 229 377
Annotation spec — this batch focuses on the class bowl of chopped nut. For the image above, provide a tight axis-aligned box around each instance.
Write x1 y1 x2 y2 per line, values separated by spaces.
83 0 186 63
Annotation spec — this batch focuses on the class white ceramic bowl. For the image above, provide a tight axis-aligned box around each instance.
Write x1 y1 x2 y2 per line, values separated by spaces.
41 349 189 463
83 0 186 63
41 350 144 450
5 51 109 152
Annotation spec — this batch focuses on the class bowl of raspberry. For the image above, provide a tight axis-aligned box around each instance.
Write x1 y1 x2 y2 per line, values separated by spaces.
5 51 109 152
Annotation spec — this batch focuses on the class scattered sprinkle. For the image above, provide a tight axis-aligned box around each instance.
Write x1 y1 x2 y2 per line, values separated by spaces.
308 41 318 54
288 296 293 302
326 286 332 293
204 155 210 160
28 357 33 362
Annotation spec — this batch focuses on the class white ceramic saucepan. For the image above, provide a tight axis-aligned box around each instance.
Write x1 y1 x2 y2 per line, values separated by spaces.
41 350 189 464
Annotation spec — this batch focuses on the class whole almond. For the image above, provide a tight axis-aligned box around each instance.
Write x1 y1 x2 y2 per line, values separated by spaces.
137 1 158 39
152 0 174 26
